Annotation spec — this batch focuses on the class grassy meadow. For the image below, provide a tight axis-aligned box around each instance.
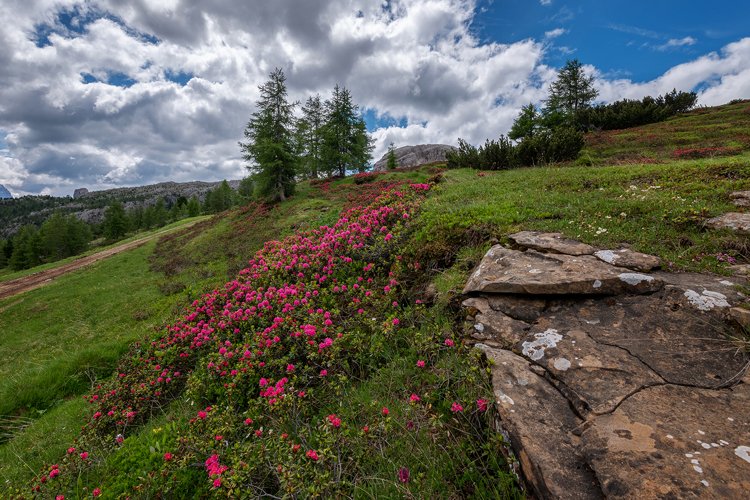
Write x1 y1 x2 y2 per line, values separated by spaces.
1 102 749 496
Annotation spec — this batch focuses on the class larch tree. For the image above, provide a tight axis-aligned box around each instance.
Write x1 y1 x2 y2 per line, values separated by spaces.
545 59 598 117
296 94 325 179
240 68 298 201
322 85 373 177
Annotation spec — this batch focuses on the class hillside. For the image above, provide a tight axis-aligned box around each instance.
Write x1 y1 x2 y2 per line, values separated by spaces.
1 102 749 497
0 179 240 238
582 99 750 165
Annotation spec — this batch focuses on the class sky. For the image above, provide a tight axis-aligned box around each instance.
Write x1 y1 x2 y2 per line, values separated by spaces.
1 1 749 197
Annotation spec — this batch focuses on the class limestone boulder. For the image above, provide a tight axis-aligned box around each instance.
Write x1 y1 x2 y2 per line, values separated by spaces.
462 297 529 348
463 246 664 295
730 190 750 207
705 213 750 234
372 144 455 171
594 249 661 272
508 231 596 255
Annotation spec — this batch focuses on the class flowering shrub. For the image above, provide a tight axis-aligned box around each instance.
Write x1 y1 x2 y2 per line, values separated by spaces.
29 179 510 498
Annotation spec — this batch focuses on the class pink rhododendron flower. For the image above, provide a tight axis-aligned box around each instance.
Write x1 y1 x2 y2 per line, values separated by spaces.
444 338 455 347
409 393 421 402
392 318 400 326
477 399 489 412
319 369 328 377
213 478 222 488
79 452 89 460
382 407 390 416
92 488 101 497
164 452 173 461
306 449 319 461
451 402 464 413
416 360 425 368
398 467 410 483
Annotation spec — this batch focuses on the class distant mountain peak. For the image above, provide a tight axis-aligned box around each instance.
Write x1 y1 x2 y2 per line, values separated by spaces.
0 184 12 199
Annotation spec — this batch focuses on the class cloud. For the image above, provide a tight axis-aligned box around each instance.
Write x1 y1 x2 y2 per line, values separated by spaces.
544 28 567 39
540 0 553 5
0 1 748 197
655 36 697 51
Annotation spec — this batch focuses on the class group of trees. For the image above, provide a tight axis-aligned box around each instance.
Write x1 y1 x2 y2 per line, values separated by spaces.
0 214 92 270
448 59 697 170
1 181 243 271
241 69 373 201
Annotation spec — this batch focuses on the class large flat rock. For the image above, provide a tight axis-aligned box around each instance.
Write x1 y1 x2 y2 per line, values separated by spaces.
478 345 603 499
705 212 750 234
594 249 661 272
517 319 664 415
581 383 750 499
509 231 596 255
464 246 664 295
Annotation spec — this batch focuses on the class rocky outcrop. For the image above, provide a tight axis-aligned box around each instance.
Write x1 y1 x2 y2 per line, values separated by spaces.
462 234 750 499
705 212 750 234
373 144 455 171
73 188 89 199
730 191 750 207
0 184 12 199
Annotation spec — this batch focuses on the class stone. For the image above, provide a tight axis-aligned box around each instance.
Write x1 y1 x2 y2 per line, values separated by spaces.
462 297 529 348
73 187 89 198
518 317 664 415
729 307 750 329
486 294 548 322
463 246 664 295
581 384 750 499
729 190 750 207
705 213 750 234
477 345 603 499
730 264 750 276
594 249 661 272
372 144 456 171
509 231 596 256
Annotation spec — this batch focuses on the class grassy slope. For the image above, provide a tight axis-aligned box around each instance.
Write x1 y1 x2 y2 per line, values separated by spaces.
2 102 749 494
582 99 750 165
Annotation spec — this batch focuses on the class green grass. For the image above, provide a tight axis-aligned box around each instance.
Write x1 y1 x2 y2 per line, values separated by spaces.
0 215 209 284
0 399 86 490
0 242 186 417
415 156 749 274
581 99 750 165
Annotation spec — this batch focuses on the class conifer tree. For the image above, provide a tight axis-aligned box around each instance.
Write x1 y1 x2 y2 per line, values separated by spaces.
103 201 129 240
509 104 539 141
321 85 373 177
296 94 325 179
386 142 398 170
545 59 598 117
240 68 298 201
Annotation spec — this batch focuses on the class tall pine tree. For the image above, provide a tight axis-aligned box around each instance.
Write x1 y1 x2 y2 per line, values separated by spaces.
240 68 298 201
321 85 373 177
296 94 325 179
545 59 598 117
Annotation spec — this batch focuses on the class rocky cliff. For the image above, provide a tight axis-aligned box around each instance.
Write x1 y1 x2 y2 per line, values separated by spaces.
373 144 456 171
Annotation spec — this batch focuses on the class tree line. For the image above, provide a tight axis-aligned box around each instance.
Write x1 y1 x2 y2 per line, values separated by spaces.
448 59 697 170
0 180 245 271
240 68 373 201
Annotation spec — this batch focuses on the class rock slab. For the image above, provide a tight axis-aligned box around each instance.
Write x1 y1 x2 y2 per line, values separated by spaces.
594 249 661 272
463 246 664 295
730 190 750 207
478 345 603 500
509 231 596 256
705 212 750 234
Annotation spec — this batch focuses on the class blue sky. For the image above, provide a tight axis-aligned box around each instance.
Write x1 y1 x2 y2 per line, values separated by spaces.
0 0 748 196
474 0 750 81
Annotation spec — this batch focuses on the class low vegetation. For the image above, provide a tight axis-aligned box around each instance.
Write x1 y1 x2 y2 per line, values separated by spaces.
1 98 748 497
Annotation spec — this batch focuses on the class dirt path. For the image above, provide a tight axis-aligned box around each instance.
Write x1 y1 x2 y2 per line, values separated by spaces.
0 221 202 301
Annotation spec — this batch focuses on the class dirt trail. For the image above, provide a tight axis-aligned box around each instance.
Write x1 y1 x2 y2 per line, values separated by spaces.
0 221 201 301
